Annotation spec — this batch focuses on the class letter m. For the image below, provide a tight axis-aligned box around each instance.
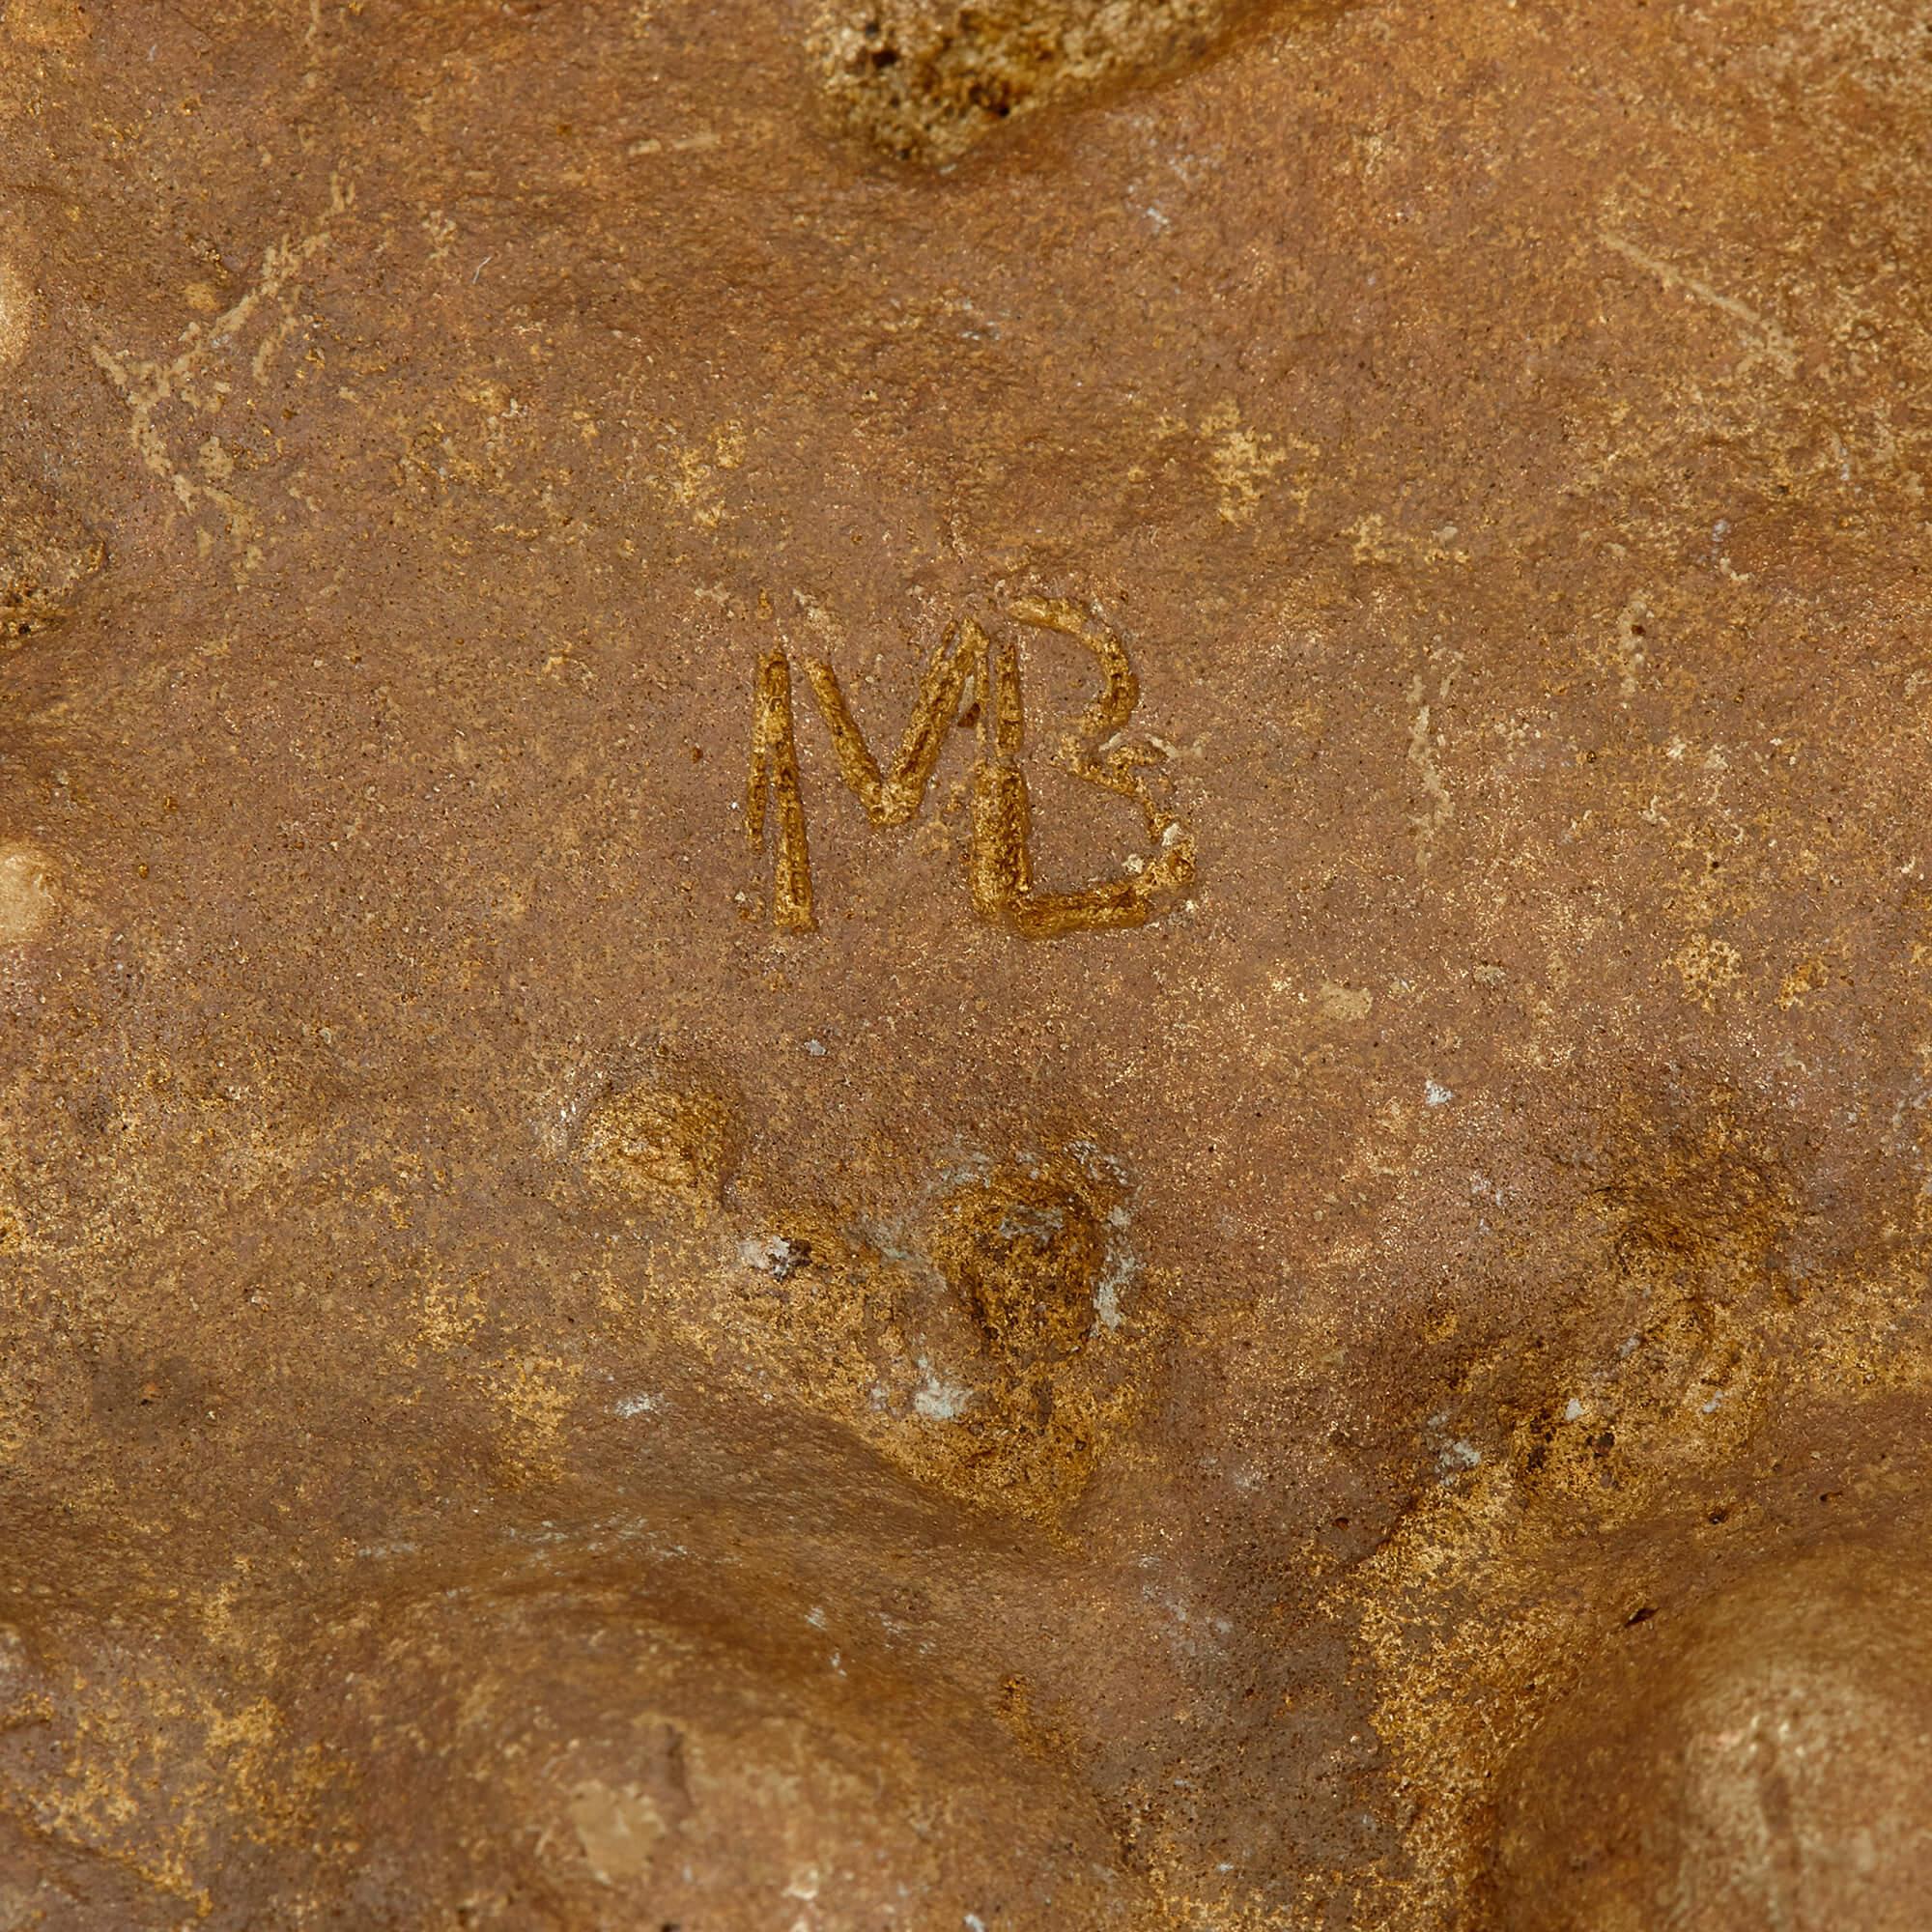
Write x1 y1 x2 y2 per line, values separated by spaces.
745 617 986 928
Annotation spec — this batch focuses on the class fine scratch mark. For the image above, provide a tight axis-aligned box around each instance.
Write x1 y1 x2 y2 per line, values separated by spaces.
1598 230 1799 379
1406 661 1458 872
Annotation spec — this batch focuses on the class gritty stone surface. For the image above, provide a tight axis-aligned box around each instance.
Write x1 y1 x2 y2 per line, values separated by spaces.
808 0 1298 165
1488 1535 1932 1931
1 0 1931 1927
0 845 50 944
0 259 29 371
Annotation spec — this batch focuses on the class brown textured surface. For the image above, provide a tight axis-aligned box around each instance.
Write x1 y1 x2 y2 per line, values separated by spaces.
3 0 1932 1925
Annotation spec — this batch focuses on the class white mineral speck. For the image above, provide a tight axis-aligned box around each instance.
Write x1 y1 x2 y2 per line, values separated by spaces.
913 1358 971 1420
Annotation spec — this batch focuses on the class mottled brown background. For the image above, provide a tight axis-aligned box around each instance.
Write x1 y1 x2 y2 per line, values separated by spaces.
1 0 1930 1925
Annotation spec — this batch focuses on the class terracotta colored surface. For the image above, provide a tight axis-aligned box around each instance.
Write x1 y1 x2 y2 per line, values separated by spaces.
2 0 1930 1924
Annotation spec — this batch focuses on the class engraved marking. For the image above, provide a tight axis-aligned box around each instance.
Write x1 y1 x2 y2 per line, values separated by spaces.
990 596 1195 937
801 609 983 828
745 649 814 930
746 598 1195 937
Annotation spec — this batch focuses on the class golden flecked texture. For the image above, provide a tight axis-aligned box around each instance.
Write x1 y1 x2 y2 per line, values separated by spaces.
2 0 1931 1925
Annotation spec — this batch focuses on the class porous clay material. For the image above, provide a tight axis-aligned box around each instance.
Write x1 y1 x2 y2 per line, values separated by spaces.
1 1 1929 1926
